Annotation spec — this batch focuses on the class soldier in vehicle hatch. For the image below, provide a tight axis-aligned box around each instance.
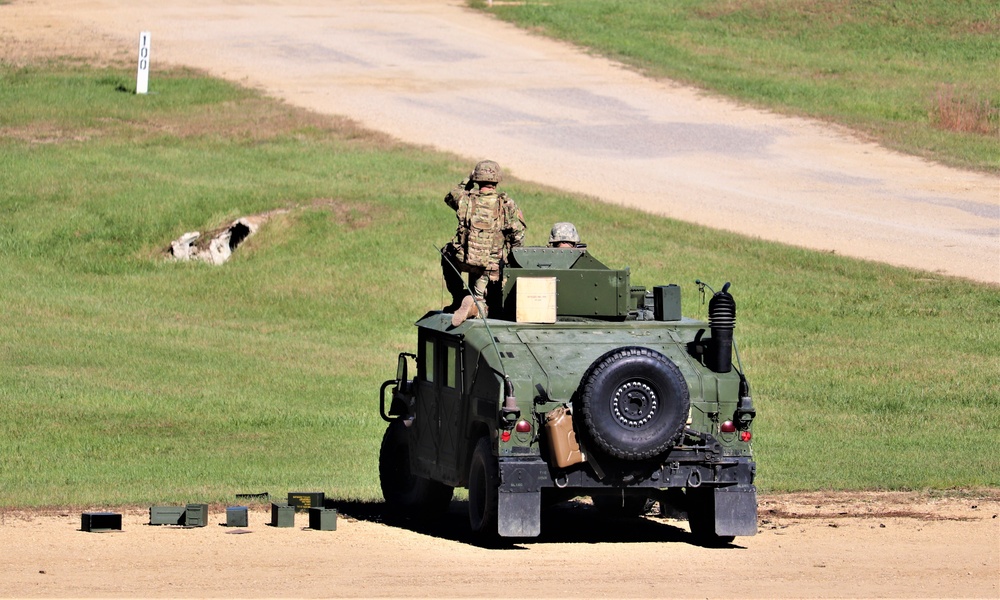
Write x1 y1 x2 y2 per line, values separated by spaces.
547 222 584 248
441 159 526 327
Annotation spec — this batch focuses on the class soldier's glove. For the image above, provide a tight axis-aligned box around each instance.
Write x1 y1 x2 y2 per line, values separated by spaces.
463 177 475 191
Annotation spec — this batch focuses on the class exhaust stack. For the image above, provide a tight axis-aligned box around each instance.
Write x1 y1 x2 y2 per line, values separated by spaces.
706 283 735 373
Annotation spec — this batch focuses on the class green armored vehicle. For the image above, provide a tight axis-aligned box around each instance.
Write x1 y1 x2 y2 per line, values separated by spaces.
378 247 757 543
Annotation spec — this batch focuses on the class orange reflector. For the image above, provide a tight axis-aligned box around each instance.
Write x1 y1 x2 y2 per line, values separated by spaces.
720 420 736 433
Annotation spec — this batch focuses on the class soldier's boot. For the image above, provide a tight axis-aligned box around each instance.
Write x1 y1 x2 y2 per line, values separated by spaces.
451 295 480 327
443 291 464 314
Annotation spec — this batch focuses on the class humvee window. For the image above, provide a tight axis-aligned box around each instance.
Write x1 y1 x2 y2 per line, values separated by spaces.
423 339 434 383
445 344 458 389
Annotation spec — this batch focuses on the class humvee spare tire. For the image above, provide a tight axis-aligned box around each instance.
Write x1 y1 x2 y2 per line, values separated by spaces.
578 347 690 460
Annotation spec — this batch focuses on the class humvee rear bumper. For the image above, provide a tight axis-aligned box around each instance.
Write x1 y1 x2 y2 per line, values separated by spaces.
497 455 756 538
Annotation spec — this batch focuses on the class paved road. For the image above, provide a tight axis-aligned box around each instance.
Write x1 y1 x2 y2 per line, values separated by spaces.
8 0 999 283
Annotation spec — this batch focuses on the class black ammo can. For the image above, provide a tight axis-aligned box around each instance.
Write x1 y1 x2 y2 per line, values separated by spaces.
226 506 249 527
287 492 324 512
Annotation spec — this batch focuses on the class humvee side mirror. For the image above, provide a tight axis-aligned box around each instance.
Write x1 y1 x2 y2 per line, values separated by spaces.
396 353 408 382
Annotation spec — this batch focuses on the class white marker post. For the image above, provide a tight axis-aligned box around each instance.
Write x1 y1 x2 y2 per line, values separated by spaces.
136 31 151 94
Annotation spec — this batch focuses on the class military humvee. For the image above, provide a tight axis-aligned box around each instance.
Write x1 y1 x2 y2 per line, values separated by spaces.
378 247 757 543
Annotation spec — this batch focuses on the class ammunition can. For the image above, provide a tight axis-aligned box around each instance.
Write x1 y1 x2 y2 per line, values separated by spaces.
149 506 186 526
226 506 249 528
308 507 337 531
184 503 209 527
270 502 295 528
288 492 324 512
81 512 122 532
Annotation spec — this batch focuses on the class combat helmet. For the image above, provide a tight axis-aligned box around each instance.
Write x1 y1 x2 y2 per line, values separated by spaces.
472 160 503 184
549 222 581 246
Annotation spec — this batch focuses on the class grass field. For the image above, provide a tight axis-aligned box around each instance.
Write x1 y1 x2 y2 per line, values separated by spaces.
0 64 997 508
472 0 1000 173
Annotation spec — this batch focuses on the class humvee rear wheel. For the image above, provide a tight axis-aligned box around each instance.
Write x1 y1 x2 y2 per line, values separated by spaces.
379 421 454 517
467 436 499 535
579 347 690 460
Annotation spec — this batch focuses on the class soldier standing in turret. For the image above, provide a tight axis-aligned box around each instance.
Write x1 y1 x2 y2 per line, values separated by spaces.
441 160 526 326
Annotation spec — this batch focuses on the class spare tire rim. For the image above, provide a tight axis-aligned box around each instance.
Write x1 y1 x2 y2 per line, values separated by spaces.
612 380 658 428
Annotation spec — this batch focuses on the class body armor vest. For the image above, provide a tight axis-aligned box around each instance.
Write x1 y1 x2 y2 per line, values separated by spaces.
460 192 505 269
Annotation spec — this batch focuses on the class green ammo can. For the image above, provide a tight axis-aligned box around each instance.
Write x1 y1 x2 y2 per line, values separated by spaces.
308 507 337 531
185 503 209 527
149 506 186 526
270 502 295 528
226 506 249 527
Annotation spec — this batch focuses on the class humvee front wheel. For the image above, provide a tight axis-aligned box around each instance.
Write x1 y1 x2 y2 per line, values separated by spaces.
379 421 453 517
579 347 690 460
467 436 499 535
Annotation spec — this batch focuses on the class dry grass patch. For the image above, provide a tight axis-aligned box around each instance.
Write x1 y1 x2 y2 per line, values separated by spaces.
931 84 998 135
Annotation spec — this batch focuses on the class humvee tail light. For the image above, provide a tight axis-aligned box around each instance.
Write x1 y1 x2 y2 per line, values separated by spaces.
501 431 511 442
720 420 736 433
740 431 752 442
515 419 532 433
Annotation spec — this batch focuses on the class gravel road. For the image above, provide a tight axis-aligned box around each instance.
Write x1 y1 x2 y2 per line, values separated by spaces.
4 0 998 283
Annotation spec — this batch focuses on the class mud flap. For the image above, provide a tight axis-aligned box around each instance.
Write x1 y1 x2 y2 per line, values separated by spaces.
714 485 758 537
498 491 540 537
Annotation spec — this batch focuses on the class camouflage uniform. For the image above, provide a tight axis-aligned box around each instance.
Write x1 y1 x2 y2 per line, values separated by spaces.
441 160 526 316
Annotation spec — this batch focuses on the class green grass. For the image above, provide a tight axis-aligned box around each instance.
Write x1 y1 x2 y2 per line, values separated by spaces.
471 0 1000 173
0 64 997 508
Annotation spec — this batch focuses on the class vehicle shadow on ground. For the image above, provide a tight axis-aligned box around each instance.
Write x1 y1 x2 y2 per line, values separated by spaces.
328 499 743 550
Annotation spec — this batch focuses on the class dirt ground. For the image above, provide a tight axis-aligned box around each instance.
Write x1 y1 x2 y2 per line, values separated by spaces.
1 491 998 598
2 1 999 598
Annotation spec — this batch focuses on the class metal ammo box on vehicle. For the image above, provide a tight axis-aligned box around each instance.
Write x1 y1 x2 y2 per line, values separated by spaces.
379 247 757 543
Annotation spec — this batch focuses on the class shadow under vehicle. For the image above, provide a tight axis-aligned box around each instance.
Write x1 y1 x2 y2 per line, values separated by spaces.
379 247 757 544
